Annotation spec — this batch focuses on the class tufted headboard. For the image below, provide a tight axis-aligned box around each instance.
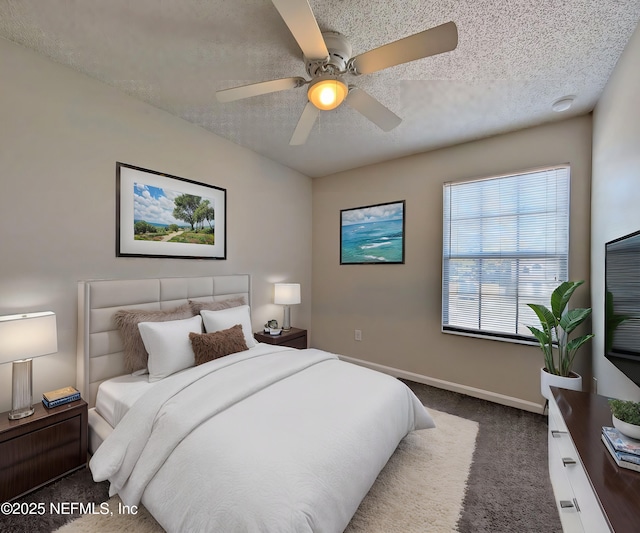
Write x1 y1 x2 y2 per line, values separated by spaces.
77 275 250 408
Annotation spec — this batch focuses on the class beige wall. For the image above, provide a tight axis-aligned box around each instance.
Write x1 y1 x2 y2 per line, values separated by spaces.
6 21 627 415
312 116 592 410
0 38 312 413
592 23 640 400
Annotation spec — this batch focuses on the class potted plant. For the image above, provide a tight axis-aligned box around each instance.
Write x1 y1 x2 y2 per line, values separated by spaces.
527 280 594 400
609 399 640 440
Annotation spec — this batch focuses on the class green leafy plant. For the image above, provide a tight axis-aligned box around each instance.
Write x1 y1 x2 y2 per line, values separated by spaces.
527 280 594 377
609 399 640 426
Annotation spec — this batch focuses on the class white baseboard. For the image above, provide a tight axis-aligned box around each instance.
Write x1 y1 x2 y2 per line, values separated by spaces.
339 355 545 414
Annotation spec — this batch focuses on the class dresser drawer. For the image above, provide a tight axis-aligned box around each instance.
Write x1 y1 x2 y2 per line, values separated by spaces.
1 417 82 500
549 396 568 433
0 400 88 502
549 425 584 532
285 335 308 349
563 447 610 531
548 395 611 533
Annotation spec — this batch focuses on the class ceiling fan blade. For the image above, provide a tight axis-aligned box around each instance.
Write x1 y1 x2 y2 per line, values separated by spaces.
350 21 458 75
216 77 306 103
345 88 402 132
290 101 320 145
271 0 329 60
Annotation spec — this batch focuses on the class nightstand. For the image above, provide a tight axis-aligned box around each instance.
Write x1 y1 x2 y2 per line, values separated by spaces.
254 327 308 349
0 398 88 502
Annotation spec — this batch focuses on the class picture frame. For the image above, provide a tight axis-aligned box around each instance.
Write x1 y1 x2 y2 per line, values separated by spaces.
116 162 226 259
340 200 405 264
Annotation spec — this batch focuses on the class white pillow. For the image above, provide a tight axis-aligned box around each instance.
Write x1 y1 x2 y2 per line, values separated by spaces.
138 315 203 382
200 305 256 349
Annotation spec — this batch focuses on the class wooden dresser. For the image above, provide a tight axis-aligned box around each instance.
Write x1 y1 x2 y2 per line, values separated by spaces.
549 387 640 532
0 399 88 501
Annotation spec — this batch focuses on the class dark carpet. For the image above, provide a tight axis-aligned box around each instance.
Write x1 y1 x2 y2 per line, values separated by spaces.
0 380 562 533
403 380 562 533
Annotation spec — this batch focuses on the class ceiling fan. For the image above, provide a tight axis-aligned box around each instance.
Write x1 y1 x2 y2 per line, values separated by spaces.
216 0 458 145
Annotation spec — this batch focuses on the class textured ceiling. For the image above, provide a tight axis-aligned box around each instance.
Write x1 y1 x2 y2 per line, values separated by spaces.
1 0 639 177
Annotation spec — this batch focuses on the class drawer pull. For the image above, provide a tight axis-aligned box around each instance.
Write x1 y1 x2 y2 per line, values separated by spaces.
562 457 576 466
551 429 567 438
559 498 580 511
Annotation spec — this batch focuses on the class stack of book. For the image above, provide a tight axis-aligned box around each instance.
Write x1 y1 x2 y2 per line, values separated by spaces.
42 386 81 408
601 426 640 472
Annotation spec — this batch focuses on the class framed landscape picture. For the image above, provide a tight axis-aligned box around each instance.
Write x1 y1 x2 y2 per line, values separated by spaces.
340 200 405 264
116 162 226 259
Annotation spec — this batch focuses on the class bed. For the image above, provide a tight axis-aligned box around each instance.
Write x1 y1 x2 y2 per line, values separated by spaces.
77 275 435 533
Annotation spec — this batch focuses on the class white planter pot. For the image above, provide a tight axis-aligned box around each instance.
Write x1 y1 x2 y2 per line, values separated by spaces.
612 415 640 440
540 368 582 400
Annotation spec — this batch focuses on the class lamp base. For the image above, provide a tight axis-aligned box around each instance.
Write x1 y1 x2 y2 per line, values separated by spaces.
282 306 292 331
8 406 35 420
9 359 34 420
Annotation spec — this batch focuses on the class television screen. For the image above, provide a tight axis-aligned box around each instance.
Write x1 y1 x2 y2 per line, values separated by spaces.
605 230 640 386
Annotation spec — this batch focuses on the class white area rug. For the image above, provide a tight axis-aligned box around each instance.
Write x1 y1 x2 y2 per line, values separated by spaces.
55 409 478 533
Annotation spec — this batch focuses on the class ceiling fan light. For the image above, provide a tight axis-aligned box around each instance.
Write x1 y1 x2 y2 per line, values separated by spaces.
308 77 348 111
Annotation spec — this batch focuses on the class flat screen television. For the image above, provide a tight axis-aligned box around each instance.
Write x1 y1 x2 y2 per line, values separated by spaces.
605 229 640 387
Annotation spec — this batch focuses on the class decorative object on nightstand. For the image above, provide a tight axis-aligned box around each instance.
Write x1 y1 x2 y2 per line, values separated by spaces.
526 280 593 400
42 385 81 408
0 312 58 420
274 283 301 331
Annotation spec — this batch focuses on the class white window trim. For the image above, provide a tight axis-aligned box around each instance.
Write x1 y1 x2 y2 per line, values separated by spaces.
441 163 570 343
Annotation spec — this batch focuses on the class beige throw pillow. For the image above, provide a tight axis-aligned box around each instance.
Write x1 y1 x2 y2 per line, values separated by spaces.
114 303 194 373
189 296 246 315
189 324 248 366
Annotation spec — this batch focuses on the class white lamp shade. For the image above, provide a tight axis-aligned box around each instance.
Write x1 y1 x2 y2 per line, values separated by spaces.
274 283 301 305
0 312 58 364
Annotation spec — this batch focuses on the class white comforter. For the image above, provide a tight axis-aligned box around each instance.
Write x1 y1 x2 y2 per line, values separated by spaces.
90 345 435 533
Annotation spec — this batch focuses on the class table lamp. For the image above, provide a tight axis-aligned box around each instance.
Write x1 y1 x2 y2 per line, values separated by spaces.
274 283 301 331
0 312 58 419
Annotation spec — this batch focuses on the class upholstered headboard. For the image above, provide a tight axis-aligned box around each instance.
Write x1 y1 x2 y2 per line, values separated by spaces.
77 275 250 408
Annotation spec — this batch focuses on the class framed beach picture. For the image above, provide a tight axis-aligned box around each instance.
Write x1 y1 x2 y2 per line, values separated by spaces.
116 162 226 259
340 200 405 264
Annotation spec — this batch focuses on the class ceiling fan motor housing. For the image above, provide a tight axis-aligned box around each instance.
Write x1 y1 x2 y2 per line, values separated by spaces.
305 31 353 77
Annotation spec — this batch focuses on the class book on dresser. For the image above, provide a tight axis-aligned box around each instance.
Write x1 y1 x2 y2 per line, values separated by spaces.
42 386 81 408
601 426 640 472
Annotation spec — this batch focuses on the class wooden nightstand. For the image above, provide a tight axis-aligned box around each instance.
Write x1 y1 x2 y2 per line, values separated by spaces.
254 327 308 349
0 398 88 502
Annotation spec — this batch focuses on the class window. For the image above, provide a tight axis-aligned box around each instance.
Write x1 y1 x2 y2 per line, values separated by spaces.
442 165 570 342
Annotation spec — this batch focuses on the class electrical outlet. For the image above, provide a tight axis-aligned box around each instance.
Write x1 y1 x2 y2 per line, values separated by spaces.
354 329 362 341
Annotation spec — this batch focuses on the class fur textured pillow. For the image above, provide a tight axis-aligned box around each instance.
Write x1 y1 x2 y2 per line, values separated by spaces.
189 324 249 366
114 303 195 373
189 296 246 315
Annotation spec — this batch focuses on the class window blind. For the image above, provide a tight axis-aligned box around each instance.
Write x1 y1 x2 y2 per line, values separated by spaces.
442 165 570 341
